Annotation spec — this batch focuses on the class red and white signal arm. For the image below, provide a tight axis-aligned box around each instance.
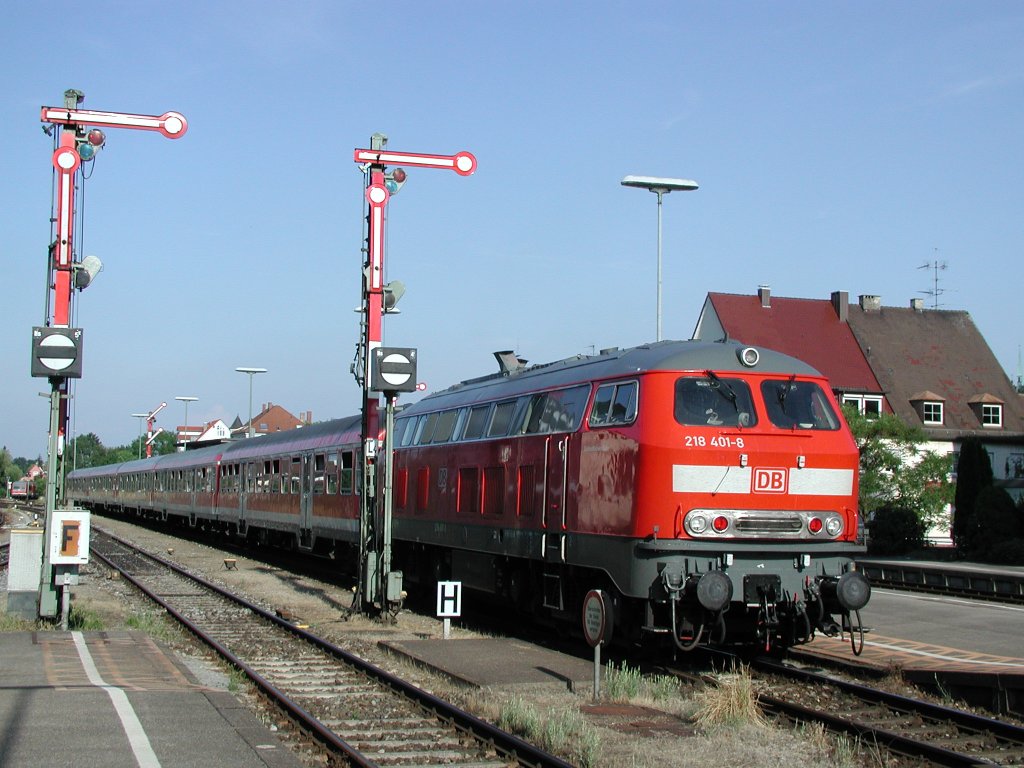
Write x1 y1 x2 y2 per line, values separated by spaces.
50 510 91 565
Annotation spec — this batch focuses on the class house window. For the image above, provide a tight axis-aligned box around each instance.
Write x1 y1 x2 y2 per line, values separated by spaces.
841 394 883 419
922 402 943 425
982 403 1002 428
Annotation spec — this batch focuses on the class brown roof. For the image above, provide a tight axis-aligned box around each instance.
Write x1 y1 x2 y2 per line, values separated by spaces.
700 291 884 395
846 304 1024 438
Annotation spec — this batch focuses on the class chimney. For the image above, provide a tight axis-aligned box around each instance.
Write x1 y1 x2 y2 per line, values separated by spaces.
830 290 849 322
859 294 881 312
910 298 924 312
758 284 771 308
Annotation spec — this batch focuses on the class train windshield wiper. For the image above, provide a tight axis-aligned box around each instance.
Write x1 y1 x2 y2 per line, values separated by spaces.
778 375 797 413
703 370 738 410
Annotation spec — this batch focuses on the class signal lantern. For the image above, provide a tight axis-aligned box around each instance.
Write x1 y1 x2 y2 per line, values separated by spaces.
384 167 407 194
76 128 106 161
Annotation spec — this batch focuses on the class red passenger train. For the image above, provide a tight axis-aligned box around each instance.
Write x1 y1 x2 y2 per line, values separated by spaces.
68 339 870 652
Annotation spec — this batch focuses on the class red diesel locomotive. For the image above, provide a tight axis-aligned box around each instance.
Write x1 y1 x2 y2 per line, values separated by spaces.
68 339 870 652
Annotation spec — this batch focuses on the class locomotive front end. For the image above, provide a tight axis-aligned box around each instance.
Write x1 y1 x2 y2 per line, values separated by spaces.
634 347 869 652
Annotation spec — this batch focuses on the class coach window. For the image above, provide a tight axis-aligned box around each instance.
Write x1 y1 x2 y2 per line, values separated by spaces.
398 417 418 447
341 451 354 494
313 454 326 494
761 379 840 430
590 381 638 427
326 452 339 494
462 404 491 440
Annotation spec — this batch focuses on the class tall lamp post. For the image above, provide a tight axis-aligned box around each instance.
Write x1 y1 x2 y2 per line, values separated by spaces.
235 367 267 438
130 413 148 459
621 175 699 342
174 395 198 448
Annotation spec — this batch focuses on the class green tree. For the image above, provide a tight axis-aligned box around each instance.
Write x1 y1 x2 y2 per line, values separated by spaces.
1 447 22 495
69 433 108 469
952 437 994 551
843 408 954 535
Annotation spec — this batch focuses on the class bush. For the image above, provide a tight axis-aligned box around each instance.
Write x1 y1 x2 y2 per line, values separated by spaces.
867 506 925 555
968 486 1024 559
984 539 1024 565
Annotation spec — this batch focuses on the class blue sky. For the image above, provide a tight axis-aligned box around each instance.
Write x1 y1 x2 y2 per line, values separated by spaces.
3 1 1022 460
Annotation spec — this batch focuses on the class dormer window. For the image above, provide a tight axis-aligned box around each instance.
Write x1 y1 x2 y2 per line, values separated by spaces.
968 394 1004 428
982 404 1002 427
922 401 943 425
910 390 945 426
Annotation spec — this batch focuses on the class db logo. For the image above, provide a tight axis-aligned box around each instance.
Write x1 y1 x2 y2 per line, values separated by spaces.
753 468 788 494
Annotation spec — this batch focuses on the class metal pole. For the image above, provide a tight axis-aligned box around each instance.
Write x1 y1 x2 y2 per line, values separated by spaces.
656 189 664 342
39 381 62 618
381 394 396 606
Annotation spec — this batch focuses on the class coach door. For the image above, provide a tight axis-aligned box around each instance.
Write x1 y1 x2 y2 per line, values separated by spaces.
299 454 313 549
542 434 570 563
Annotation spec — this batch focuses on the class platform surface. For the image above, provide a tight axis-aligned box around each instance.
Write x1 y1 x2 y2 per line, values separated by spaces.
0 630 302 768
382 637 597 692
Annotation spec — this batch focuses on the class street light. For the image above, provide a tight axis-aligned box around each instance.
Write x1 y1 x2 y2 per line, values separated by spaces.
621 174 699 342
175 396 198 448
131 413 148 459
235 367 267 438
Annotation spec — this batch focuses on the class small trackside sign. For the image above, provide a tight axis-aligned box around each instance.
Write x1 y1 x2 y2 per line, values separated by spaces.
752 468 788 494
49 510 90 565
436 581 462 618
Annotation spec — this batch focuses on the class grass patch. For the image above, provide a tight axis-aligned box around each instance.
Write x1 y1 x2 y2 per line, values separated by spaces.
604 661 684 707
227 667 248 694
68 604 105 631
125 611 180 643
0 611 36 632
498 696 601 768
692 664 767 731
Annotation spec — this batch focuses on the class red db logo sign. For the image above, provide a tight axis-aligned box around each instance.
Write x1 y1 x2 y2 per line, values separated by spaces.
753 468 788 494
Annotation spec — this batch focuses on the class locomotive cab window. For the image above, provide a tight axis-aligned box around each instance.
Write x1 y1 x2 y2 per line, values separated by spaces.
761 378 840 430
589 381 638 427
674 375 757 427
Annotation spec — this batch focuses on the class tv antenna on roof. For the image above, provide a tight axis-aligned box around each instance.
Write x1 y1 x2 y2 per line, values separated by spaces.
917 252 949 309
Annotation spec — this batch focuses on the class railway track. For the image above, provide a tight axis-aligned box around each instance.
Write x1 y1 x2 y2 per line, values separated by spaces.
90 528 573 768
751 656 1024 766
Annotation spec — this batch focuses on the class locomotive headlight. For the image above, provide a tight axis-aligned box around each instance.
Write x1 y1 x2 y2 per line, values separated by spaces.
737 347 760 367
825 516 843 536
687 514 708 534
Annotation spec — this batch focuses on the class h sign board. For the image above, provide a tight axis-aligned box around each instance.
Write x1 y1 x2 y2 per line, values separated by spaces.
436 581 462 618
31 327 83 378
49 510 90 565
371 346 418 393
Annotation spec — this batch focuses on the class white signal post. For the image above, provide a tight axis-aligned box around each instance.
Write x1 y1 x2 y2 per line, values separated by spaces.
35 90 187 620
353 136 476 616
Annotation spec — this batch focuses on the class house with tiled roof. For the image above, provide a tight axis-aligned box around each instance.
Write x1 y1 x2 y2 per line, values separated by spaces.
230 403 312 439
693 286 888 417
694 286 1024 509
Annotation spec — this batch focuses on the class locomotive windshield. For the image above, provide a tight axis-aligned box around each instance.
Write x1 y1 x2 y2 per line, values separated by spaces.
760 378 841 430
674 375 757 427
